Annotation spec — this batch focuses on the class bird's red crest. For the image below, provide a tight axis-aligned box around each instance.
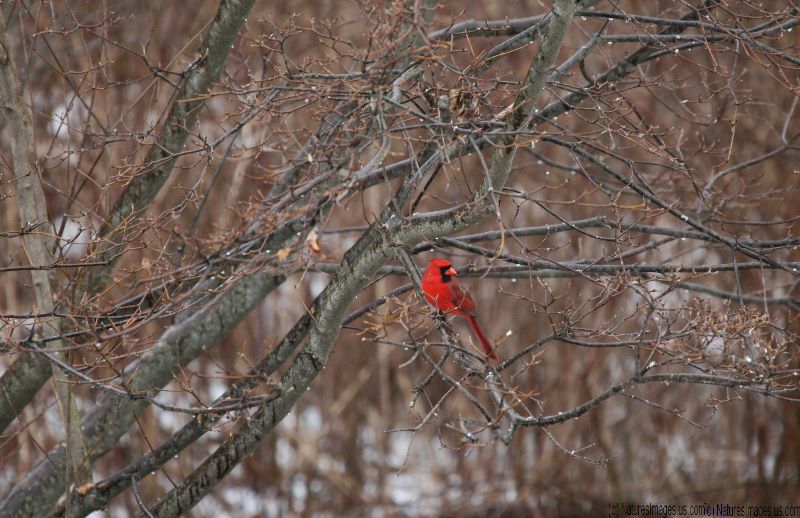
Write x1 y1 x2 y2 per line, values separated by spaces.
428 258 452 268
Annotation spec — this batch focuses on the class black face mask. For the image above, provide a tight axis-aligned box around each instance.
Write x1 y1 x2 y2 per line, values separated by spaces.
439 266 453 283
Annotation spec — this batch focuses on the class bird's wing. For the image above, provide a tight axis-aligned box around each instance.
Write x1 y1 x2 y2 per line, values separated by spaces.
449 282 476 314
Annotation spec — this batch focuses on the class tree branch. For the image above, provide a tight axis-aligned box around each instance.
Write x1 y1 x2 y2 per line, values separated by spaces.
140 2 581 514
0 10 89 491
89 0 256 292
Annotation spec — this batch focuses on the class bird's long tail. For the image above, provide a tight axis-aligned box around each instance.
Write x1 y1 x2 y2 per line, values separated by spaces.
465 314 500 361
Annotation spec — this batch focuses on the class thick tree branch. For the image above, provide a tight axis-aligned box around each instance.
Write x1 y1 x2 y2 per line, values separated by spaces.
0 0 255 441
0 11 89 492
141 2 581 514
89 0 256 291
0 269 283 516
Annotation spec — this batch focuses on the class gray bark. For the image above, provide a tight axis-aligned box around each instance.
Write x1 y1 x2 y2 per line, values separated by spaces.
141 1 580 515
0 270 282 517
89 0 256 291
0 10 89 490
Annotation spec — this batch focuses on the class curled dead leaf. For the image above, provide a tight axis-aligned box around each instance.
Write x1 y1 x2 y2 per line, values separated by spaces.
276 247 292 261
306 229 324 257
76 482 96 495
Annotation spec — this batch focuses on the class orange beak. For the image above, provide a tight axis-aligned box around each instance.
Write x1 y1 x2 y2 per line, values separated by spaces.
445 266 457 276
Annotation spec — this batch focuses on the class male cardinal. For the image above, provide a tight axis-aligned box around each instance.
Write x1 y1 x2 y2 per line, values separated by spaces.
421 258 499 361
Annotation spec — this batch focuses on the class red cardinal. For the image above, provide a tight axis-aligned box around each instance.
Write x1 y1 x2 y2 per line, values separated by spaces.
421 258 499 361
